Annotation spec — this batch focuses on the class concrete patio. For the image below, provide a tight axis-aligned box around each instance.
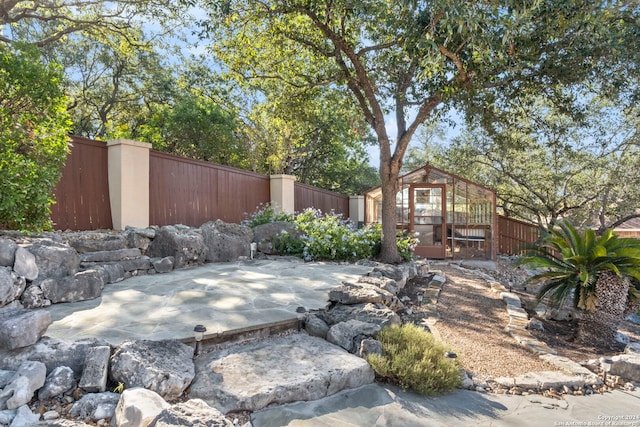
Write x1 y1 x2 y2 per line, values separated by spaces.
44 258 373 345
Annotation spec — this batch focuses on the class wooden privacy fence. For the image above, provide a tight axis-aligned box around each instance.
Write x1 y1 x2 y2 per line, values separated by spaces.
294 182 350 217
149 151 271 226
49 136 352 231
498 215 540 255
50 136 113 230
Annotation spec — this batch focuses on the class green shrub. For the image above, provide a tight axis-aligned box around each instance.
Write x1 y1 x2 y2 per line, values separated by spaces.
0 44 71 231
243 205 418 262
295 208 381 261
367 323 461 395
242 203 294 227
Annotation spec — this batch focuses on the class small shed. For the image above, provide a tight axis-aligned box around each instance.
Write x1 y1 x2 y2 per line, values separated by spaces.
365 164 497 260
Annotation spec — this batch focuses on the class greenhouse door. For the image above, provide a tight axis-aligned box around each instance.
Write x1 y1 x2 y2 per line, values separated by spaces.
410 185 446 259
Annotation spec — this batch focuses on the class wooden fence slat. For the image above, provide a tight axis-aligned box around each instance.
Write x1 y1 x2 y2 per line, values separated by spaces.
497 215 539 255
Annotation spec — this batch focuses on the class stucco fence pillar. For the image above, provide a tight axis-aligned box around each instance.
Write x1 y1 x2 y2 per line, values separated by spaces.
107 139 152 230
269 174 296 214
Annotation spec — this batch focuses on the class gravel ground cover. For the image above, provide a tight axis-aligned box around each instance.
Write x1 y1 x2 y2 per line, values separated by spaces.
401 258 640 380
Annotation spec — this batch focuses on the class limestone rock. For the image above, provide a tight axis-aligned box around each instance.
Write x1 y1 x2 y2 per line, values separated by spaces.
359 339 383 358
0 307 51 350
0 239 17 267
40 269 106 303
328 281 394 306
8 405 40 427
39 366 77 401
123 227 155 252
69 392 120 422
0 370 13 388
305 314 329 339
526 317 545 332
147 226 207 269
13 247 38 281
148 399 232 427
19 284 50 309
0 268 25 307
398 262 418 281
152 257 174 274
251 221 301 255
372 265 407 288
0 337 109 377
0 272 12 294
0 361 46 410
610 354 640 382
109 340 195 400
357 275 400 295
0 408 16 425
28 240 79 279
66 233 127 253
327 320 381 352
96 263 126 284
320 303 401 327
112 388 170 427
201 220 252 262
189 334 374 413
78 346 110 393
79 248 142 263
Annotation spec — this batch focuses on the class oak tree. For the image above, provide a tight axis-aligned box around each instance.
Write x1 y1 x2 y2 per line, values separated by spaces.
198 0 638 261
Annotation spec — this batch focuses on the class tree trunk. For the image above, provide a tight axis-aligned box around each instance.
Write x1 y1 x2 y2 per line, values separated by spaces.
577 271 629 349
378 155 401 263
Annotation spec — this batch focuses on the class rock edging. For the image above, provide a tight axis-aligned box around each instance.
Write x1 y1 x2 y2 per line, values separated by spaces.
449 263 640 396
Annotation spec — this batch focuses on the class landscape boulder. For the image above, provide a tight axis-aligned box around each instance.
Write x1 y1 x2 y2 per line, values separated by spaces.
78 346 111 393
152 257 174 274
66 233 127 253
13 247 38 281
610 354 640 382
320 303 401 328
189 334 374 413
146 226 207 269
304 314 330 339
328 281 394 306
112 388 169 427
0 307 51 350
28 239 80 279
0 239 17 267
40 269 106 303
110 340 195 400
0 337 109 376
148 399 232 427
371 264 408 288
38 366 77 400
95 263 126 284
0 361 46 410
19 284 50 309
357 275 400 295
326 320 381 352
0 268 24 307
123 227 156 252
79 248 142 263
201 220 253 262
69 392 120 422
7 405 40 427
359 338 383 358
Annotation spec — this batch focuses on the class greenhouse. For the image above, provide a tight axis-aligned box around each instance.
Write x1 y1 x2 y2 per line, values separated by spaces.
365 164 497 260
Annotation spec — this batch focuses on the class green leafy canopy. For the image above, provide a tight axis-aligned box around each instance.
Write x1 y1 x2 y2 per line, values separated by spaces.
0 43 71 231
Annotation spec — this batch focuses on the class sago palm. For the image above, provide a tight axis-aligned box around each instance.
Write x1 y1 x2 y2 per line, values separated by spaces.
519 221 640 348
